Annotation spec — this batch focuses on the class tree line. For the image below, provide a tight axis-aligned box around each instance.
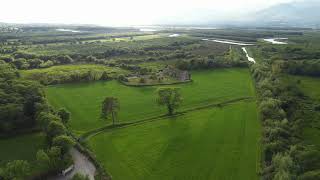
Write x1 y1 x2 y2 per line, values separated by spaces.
0 60 77 179
251 58 320 179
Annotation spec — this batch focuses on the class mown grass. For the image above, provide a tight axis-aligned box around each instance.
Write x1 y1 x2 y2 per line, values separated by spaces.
0 133 46 165
46 68 255 133
88 101 261 180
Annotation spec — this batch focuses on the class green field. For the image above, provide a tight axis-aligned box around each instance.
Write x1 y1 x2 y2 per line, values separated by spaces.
0 133 46 165
46 68 255 133
46 67 260 179
293 75 320 100
88 101 261 180
291 76 320 149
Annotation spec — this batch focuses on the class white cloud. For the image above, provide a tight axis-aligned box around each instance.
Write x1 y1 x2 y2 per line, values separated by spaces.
0 0 298 26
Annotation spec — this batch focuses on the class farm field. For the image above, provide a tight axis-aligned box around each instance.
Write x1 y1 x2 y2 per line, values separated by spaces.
88 101 261 180
46 68 256 133
0 133 46 165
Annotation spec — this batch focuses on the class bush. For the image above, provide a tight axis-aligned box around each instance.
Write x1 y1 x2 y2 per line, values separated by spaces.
47 121 66 140
1 160 31 180
58 108 71 124
299 170 320 180
72 173 90 180
52 135 76 154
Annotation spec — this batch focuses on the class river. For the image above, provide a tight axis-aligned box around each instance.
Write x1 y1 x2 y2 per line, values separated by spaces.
263 38 288 44
202 38 255 46
169 34 180 37
56 29 81 33
241 47 256 64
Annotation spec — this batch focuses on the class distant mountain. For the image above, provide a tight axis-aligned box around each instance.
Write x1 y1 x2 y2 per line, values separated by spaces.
154 0 320 28
246 0 320 27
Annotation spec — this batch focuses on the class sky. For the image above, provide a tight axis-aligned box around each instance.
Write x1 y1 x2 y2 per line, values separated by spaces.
0 0 300 26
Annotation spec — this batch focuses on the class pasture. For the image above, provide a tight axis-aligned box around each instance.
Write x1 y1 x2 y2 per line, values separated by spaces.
88 101 261 180
291 75 320 149
294 75 320 101
0 133 46 165
46 68 256 133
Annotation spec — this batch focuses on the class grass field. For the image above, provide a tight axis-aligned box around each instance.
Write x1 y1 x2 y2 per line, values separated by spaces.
46 68 255 133
293 75 320 101
88 101 261 180
291 75 320 149
0 133 46 165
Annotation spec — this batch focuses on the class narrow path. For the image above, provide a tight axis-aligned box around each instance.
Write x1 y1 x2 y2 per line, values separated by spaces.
49 148 96 180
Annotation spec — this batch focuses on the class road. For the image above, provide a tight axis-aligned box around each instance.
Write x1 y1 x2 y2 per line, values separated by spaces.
49 148 96 180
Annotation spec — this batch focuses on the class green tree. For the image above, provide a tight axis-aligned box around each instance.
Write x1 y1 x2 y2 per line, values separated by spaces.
58 108 71 124
101 97 120 125
0 60 18 80
37 112 61 131
47 146 62 169
100 71 110 80
2 160 30 180
36 149 50 170
156 87 183 115
272 153 294 180
47 121 66 140
52 135 76 154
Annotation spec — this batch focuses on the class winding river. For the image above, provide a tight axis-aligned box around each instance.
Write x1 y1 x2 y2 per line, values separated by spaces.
202 37 288 63
241 47 256 64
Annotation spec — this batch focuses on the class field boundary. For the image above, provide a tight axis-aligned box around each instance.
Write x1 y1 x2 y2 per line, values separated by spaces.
80 96 254 140
119 79 193 87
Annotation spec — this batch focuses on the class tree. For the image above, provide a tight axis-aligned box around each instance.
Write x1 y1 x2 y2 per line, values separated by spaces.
52 135 76 154
0 60 18 80
156 87 182 115
100 71 110 80
2 160 30 180
36 149 50 170
101 97 120 125
58 108 71 124
272 153 294 180
47 146 62 169
37 112 61 131
47 121 66 140
139 78 146 83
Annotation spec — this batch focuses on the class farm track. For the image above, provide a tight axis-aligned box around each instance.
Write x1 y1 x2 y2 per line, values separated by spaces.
80 96 254 140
